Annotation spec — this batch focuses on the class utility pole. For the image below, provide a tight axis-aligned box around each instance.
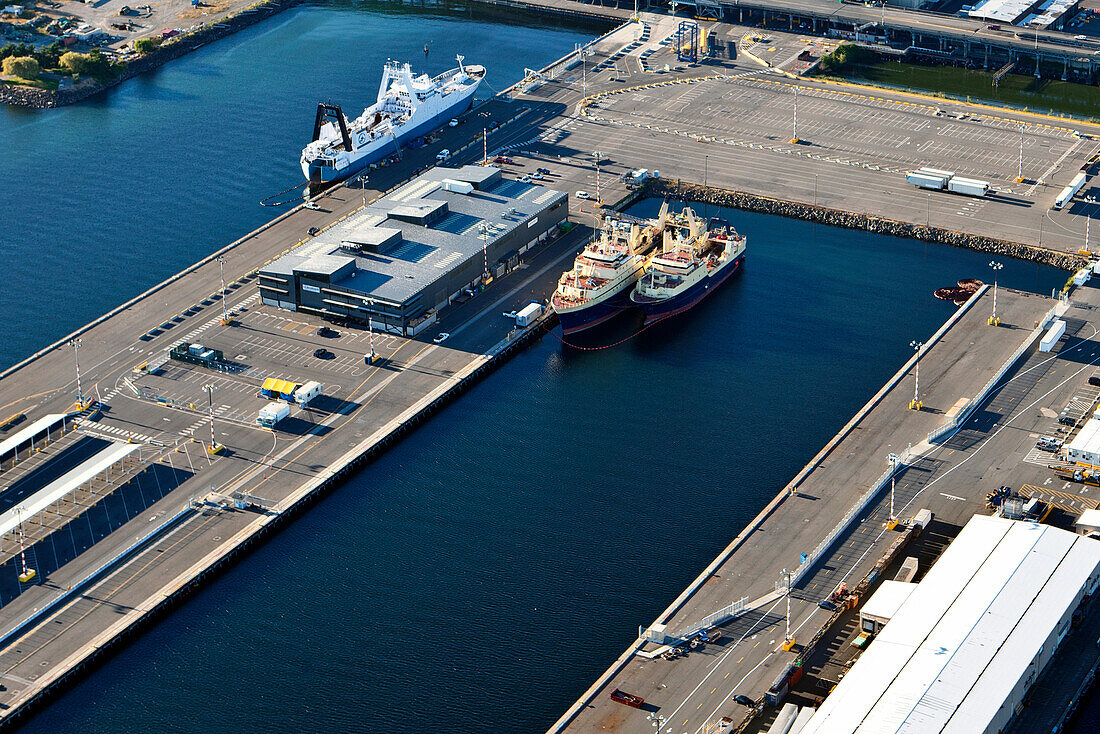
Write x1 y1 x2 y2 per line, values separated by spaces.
988 261 1003 326
482 127 488 166
780 568 795 650
69 338 83 409
909 340 923 411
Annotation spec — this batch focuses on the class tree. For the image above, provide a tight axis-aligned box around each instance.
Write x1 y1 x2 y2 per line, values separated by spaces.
2 55 40 79
59 51 89 74
133 38 159 55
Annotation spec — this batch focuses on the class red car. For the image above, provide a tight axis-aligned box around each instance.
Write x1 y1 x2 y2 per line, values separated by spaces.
493 155 515 165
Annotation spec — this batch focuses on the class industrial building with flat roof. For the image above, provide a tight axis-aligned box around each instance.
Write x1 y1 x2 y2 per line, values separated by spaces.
1065 416 1100 467
802 515 1100 734
258 166 567 336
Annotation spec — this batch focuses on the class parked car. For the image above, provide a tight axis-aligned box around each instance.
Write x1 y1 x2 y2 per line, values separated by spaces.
448 118 459 127
733 694 755 707
316 326 339 338
575 190 591 199
1036 436 1063 452
817 599 839 612
433 332 450 344
436 149 451 161
313 348 334 359
536 167 551 174
493 155 515 165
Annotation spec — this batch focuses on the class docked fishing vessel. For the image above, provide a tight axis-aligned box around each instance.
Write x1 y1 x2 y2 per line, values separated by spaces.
551 205 670 335
301 56 485 185
629 207 746 324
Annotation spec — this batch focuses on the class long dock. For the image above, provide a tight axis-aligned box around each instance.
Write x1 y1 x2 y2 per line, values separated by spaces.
1 8 1099 730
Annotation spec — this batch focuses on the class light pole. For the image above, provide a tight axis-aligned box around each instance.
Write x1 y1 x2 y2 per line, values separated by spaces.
69 338 83 409
814 174 818 207
1017 124 1025 183
203 383 222 455
790 86 800 144
581 49 592 98
646 713 667 730
988 261 1003 326
365 298 377 364
780 568 795 650
909 340 923 411
593 150 603 206
886 452 899 530
217 255 229 325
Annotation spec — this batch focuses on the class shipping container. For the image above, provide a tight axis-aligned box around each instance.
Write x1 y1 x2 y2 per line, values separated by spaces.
1040 319 1066 352
515 302 542 327
906 171 948 190
917 166 956 179
257 403 290 428
294 380 323 407
947 177 990 197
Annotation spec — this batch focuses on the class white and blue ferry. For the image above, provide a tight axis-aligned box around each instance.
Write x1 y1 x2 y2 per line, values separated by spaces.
301 56 485 185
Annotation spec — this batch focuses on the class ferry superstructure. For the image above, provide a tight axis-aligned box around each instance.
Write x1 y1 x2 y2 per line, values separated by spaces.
301 56 485 185
551 204 669 334
630 208 746 324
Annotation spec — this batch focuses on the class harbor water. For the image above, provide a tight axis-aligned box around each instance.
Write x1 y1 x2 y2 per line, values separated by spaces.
0 3 1074 733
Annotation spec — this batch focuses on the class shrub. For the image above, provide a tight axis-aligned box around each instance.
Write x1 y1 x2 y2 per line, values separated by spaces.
2 55 40 79
819 43 875 73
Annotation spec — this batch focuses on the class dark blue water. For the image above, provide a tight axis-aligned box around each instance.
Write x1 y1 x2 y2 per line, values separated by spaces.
0 4 1072 733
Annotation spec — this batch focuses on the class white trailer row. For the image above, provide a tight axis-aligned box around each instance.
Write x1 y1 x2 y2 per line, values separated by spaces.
1040 319 1067 353
905 167 990 197
1054 171 1089 210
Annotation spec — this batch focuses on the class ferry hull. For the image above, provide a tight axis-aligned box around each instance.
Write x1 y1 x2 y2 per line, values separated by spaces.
637 253 744 325
304 82 479 185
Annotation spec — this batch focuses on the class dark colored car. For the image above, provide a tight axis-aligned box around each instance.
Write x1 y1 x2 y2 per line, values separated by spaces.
536 167 551 174
317 326 338 338
733 694 755 706
817 599 839 612
313 348 334 359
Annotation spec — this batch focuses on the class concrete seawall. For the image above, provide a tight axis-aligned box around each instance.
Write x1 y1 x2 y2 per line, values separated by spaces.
649 179 1086 271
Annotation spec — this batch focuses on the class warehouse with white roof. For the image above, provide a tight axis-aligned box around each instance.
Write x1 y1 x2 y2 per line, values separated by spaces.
1065 417 1100 467
801 515 1100 734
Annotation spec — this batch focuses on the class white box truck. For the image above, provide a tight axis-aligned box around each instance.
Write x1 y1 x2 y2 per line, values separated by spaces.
515 302 542 327
947 177 990 197
1040 319 1066 352
294 381 323 407
906 171 948 190
257 403 290 428
1075 268 1092 286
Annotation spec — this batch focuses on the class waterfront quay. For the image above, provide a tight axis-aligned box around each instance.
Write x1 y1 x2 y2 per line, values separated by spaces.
489 11 1100 256
0 11 1097 729
553 282 1083 733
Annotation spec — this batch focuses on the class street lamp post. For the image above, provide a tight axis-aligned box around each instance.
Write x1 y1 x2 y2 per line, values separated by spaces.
887 452 899 530
814 174 818 207
989 260 1003 326
69 338 83 409
909 340 923 411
